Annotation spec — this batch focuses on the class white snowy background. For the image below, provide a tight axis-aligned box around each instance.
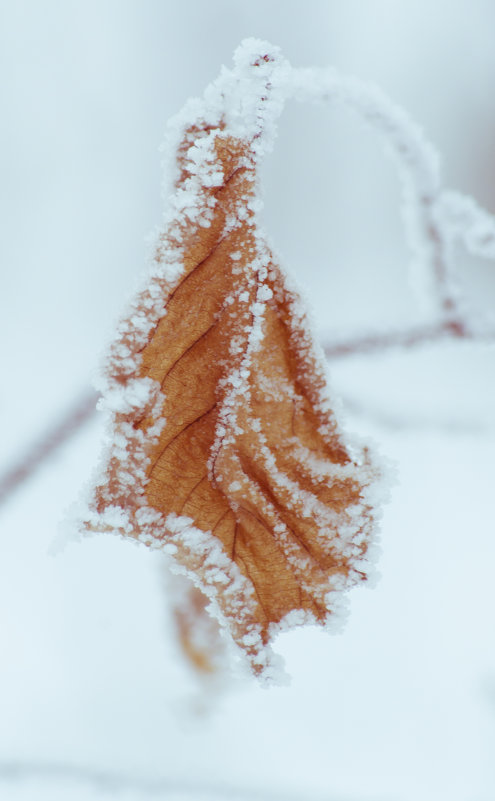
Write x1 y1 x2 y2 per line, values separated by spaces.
1 2 495 800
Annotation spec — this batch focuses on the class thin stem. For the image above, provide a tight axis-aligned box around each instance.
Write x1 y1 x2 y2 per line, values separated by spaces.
323 319 480 359
289 66 461 319
0 390 98 507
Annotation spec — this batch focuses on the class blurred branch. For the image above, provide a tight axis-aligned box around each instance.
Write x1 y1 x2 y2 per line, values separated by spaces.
340 393 492 434
292 66 495 324
0 389 98 507
0 759 328 801
435 190 495 261
323 318 495 359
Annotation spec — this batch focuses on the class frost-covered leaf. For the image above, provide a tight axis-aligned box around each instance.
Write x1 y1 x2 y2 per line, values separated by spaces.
83 39 382 682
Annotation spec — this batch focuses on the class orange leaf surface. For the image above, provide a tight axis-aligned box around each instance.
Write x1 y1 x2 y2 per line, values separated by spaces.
84 41 382 681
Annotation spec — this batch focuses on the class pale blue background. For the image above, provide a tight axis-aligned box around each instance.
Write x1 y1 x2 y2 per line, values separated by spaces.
1 2 495 799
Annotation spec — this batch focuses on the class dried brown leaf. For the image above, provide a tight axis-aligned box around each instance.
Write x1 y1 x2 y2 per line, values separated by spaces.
84 42 382 681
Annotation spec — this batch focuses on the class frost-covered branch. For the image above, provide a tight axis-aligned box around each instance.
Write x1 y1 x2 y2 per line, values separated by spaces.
434 190 495 260
289 66 495 325
287 65 495 358
289 66 454 317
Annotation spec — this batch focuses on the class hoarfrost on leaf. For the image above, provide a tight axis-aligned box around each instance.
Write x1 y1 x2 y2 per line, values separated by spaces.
80 39 389 683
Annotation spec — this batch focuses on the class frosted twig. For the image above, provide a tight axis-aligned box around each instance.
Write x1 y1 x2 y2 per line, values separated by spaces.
0 390 98 508
288 66 495 325
290 66 458 318
434 190 495 260
289 65 495 352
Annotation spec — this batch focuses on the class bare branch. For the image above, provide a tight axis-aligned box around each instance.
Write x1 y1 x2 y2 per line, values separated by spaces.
323 318 493 359
0 759 329 801
0 390 99 507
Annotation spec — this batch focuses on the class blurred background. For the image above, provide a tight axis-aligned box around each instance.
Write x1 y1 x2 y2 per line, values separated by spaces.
1 2 495 799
